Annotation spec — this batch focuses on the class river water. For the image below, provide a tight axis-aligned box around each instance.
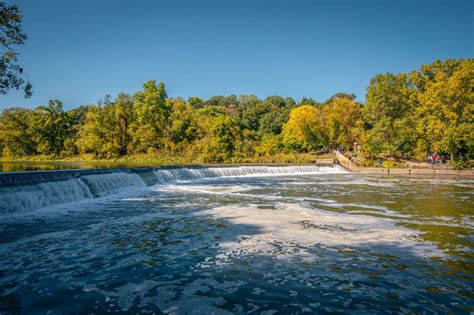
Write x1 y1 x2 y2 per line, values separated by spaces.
0 166 472 313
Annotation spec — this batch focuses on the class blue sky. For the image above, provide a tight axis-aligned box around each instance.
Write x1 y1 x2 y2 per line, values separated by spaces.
2 0 472 109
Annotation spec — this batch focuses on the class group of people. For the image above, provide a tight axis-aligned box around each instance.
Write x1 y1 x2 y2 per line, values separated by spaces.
428 153 447 165
374 153 448 168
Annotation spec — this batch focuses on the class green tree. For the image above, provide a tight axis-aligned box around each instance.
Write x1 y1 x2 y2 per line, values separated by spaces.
324 92 356 104
130 80 169 153
239 95 265 131
63 105 91 155
114 93 134 155
167 98 196 146
255 134 282 156
76 94 134 158
256 96 296 137
0 107 36 156
363 73 416 155
202 115 240 162
300 97 321 107
30 100 70 156
0 2 31 97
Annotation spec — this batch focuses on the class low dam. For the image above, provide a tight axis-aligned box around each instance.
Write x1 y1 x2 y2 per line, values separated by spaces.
0 164 343 214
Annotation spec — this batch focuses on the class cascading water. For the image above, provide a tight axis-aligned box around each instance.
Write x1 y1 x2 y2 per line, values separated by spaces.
0 178 93 214
81 173 145 197
0 172 146 214
0 165 345 214
153 165 346 183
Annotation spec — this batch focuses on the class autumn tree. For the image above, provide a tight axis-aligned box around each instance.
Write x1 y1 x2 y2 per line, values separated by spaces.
282 105 326 152
322 97 364 151
411 59 473 162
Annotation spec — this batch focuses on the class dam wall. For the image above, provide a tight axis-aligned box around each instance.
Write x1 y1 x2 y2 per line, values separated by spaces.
0 164 343 215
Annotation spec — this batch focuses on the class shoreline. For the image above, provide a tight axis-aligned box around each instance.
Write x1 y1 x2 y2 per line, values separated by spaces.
1 159 473 179
334 151 474 178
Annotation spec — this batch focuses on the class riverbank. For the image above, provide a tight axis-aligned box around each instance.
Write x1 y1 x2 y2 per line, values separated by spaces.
0 152 333 165
1 152 473 177
334 151 474 178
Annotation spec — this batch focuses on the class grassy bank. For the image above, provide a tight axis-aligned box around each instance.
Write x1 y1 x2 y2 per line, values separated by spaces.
0 152 335 165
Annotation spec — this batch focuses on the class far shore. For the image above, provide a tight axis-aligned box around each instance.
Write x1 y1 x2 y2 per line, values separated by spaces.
1 156 473 178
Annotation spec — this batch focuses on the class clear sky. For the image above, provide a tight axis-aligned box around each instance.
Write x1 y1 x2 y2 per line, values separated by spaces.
1 0 472 109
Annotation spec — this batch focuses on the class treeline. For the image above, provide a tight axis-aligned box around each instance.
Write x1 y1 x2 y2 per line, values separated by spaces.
0 59 472 166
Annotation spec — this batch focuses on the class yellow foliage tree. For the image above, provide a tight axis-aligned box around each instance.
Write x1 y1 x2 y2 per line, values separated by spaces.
412 59 473 161
322 97 364 151
282 105 326 152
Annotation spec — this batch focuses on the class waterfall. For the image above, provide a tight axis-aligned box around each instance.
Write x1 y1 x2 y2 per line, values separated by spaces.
0 172 146 215
0 165 345 215
81 173 145 197
153 165 346 183
0 178 93 214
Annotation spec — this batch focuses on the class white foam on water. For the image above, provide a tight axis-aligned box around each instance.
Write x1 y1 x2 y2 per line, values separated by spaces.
202 203 443 259
157 183 409 218
156 183 254 196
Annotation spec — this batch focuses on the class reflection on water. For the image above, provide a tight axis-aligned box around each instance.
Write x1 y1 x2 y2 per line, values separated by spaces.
0 174 473 313
0 162 159 172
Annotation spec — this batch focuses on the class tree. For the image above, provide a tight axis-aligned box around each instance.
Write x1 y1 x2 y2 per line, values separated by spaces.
300 97 321 107
114 93 134 155
167 98 196 146
187 96 204 108
363 73 416 155
130 80 169 152
0 2 31 97
256 96 296 137
324 92 356 104
323 97 364 151
29 100 71 156
411 59 473 161
63 105 91 156
0 107 36 156
255 134 282 156
239 94 264 131
202 115 240 162
76 94 134 158
282 105 326 152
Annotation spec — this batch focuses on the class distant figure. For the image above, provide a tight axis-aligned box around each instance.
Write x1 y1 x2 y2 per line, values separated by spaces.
377 159 382 167
428 155 433 165
433 153 439 165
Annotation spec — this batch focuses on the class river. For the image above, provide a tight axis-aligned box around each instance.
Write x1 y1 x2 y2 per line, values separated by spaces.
0 165 472 313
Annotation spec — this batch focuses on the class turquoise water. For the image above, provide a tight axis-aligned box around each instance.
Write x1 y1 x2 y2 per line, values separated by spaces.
0 171 473 313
